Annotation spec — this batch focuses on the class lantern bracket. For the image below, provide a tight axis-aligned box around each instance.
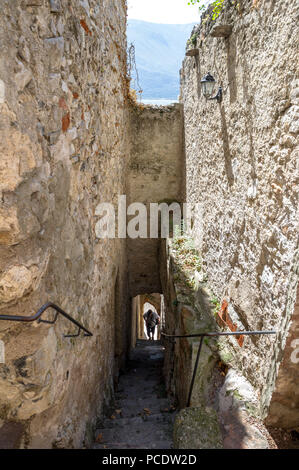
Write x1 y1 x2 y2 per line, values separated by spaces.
208 86 223 103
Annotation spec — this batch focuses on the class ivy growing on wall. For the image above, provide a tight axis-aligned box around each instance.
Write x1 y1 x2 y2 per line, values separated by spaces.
187 0 225 21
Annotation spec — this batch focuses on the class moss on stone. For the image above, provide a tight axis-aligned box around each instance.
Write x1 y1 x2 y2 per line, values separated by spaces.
219 349 233 364
232 389 244 401
245 402 260 418
173 406 223 449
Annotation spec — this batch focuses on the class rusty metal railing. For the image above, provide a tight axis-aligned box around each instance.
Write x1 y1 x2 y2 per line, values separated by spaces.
161 330 276 407
0 302 93 338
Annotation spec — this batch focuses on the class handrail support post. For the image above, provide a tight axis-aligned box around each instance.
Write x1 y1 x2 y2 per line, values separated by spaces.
187 335 205 408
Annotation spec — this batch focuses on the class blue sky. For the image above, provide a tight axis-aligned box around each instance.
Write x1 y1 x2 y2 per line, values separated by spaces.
127 0 212 24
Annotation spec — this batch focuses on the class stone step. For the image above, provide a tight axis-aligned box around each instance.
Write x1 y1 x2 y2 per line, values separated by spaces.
116 381 161 392
115 398 170 418
94 440 173 450
117 396 169 405
99 412 176 429
115 392 167 402
118 373 160 381
94 422 173 448
93 341 173 450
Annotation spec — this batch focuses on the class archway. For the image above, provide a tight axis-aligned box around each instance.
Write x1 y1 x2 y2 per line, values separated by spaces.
130 293 164 348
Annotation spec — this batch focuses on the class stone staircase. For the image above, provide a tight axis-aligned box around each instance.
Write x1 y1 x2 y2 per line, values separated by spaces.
93 340 176 449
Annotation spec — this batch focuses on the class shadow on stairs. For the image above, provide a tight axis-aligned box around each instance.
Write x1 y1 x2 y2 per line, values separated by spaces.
93 340 176 449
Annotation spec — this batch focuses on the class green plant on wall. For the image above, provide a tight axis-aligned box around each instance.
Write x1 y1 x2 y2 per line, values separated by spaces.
188 0 225 21
211 295 221 316
172 226 202 291
187 0 207 13
189 33 198 46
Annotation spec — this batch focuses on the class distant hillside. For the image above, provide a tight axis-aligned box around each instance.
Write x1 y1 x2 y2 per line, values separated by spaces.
127 20 195 100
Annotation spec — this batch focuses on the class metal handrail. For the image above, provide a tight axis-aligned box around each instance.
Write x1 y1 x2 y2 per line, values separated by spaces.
0 302 93 338
161 330 276 407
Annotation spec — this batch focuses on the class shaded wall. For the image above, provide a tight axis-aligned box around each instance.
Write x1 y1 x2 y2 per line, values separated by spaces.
160 239 217 409
127 105 185 298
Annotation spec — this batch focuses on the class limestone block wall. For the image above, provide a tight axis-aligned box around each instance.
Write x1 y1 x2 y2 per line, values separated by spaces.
181 0 298 425
0 0 130 448
127 105 185 298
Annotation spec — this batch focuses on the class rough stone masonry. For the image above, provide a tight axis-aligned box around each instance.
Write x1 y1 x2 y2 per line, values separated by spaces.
0 0 130 448
0 0 185 449
181 0 298 428
0 0 298 450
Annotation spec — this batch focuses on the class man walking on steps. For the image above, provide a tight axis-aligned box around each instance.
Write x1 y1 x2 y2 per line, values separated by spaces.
143 309 160 341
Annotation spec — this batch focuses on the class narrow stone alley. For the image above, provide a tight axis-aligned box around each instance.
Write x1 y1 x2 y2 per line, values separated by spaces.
93 341 176 450
0 0 298 451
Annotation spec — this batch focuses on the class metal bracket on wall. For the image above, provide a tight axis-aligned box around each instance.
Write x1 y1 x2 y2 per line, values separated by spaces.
0 302 93 338
209 87 223 103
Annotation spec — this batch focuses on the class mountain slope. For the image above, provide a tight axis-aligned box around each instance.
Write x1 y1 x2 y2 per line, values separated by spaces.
127 20 195 99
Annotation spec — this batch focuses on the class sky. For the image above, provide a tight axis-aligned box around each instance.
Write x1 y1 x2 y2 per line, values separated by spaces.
127 0 211 24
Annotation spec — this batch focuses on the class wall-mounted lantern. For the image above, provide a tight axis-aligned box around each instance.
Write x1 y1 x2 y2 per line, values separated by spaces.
200 72 222 103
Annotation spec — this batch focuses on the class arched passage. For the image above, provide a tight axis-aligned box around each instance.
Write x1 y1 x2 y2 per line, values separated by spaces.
130 293 163 347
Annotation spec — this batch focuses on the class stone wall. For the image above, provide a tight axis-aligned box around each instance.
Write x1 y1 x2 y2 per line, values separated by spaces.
161 234 276 448
127 104 185 298
0 0 130 448
0 0 296 450
181 0 298 425
267 278 299 429
160 236 217 410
